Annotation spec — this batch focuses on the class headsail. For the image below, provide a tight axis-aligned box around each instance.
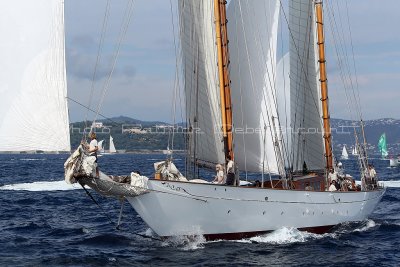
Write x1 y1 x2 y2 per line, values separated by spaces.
227 0 283 174
0 0 70 152
289 0 325 171
178 0 225 165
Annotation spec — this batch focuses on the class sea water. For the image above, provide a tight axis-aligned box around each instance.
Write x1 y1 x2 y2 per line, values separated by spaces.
1 154 399 266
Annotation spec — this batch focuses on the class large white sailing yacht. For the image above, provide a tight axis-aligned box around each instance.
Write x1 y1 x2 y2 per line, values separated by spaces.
65 0 385 240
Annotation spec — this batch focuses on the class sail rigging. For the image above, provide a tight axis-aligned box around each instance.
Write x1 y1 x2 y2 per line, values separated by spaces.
64 0 385 241
288 0 325 172
178 0 225 167
227 0 284 175
0 0 70 152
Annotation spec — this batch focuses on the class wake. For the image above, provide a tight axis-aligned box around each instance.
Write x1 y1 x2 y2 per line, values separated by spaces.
355 180 400 188
0 181 83 191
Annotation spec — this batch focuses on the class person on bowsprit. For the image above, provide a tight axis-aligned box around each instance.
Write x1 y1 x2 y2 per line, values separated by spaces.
87 132 99 178
212 164 225 184
225 155 235 186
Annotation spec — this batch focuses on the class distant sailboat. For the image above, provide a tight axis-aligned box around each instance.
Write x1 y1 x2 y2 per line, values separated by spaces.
109 135 117 154
352 146 358 156
0 0 70 153
378 133 388 159
341 146 349 160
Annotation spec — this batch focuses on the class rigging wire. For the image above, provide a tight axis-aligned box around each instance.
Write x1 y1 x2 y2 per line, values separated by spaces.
91 0 136 131
279 0 329 172
168 0 183 155
78 181 162 242
233 1 248 179
67 96 122 126
84 0 111 135
324 1 369 177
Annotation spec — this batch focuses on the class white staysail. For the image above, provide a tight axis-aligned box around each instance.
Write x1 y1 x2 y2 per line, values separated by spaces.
276 53 291 167
109 136 117 153
227 0 283 174
0 0 70 152
178 0 225 166
289 0 325 171
341 146 349 160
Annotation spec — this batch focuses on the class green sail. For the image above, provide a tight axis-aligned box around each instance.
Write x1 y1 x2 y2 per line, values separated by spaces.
378 133 388 158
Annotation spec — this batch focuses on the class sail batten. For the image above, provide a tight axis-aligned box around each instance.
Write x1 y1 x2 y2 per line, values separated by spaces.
0 0 70 152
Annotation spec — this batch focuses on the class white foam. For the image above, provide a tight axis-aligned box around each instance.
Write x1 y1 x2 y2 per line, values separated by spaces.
19 158 46 161
382 181 400 188
354 219 376 232
161 227 206 250
249 227 331 244
0 181 83 191
355 180 400 188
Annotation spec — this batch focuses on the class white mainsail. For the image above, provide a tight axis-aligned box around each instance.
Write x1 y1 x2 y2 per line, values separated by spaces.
109 136 117 153
227 0 283 174
289 0 325 171
0 0 70 152
178 0 225 165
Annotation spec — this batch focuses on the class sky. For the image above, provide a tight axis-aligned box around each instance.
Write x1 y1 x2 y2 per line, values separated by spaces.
65 0 400 123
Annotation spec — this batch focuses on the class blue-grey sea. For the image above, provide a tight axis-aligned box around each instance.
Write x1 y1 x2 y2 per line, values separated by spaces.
0 153 399 266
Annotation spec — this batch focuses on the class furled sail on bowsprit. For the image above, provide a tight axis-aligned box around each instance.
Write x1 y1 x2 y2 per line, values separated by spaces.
289 0 325 171
0 0 70 152
227 0 284 174
178 0 225 165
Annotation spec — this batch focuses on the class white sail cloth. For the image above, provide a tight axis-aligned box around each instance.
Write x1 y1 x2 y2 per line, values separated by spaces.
289 0 325 171
178 0 225 165
109 136 117 153
227 0 283 174
0 0 70 152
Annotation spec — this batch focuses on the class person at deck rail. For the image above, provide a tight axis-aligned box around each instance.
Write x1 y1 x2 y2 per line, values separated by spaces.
213 164 225 184
328 168 338 183
329 180 337 192
225 155 235 186
368 164 377 180
337 162 344 178
87 132 99 178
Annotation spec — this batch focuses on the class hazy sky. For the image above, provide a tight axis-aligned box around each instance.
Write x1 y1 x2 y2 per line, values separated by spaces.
65 0 400 123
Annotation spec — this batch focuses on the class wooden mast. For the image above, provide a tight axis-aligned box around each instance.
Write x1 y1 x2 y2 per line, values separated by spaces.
214 0 234 160
315 0 333 170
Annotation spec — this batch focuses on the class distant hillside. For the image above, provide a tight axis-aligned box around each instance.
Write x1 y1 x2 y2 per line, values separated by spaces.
70 116 184 151
331 118 400 154
70 116 400 153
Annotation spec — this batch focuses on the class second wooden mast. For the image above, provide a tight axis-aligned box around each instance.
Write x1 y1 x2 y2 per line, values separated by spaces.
214 0 234 161
315 0 333 171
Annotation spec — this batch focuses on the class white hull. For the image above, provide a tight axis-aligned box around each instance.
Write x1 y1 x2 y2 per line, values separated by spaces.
127 180 385 239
